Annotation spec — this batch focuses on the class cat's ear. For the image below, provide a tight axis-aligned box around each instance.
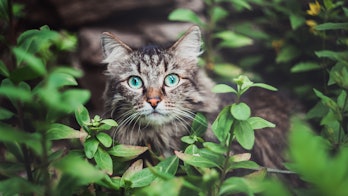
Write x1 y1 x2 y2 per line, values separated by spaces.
169 26 202 61
101 32 132 63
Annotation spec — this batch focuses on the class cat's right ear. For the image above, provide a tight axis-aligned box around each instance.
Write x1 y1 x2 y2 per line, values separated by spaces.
101 32 132 63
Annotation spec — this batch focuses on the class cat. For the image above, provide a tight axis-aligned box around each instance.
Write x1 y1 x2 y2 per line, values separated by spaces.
100 26 290 169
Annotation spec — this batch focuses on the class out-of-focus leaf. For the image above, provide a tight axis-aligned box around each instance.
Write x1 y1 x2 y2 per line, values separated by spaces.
0 61 9 77
315 22 348 31
0 177 44 195
0 123 42 155
276 45 300 63
0 108 14 120
215 31 253 48
168 8 203 26
47 72 78 88
289 14 305 30
291 62 321 73
54 153 105 185
219 177 252 196
212 6 228 23
213 63 242 78
12 47 46 76
0 85 32 102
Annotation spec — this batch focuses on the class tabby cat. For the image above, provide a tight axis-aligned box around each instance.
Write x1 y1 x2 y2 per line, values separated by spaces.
101 26 290 169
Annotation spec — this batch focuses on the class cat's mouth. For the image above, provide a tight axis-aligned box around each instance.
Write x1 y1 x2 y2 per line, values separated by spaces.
140 109 172 125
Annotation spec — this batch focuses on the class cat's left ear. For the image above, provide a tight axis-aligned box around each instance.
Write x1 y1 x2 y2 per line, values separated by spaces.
101 32 132 64
169 26 202 62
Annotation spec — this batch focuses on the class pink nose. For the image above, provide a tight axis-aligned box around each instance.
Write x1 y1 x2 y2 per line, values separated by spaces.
147 97 161 108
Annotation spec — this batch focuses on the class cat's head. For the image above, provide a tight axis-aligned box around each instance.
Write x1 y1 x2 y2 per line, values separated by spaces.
101 26 216 126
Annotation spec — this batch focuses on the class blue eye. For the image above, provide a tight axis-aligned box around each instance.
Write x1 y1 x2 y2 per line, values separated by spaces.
164 74 180 87
128 76 143 89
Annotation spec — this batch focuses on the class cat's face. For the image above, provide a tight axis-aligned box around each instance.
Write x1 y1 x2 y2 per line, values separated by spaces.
101 26 215 127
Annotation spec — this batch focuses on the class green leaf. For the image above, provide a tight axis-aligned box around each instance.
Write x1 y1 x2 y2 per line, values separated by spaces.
203 142 227 154
0 123 42 155
276 45 300 63
168 8 203 25
247 117 275 129
212 84 237 94
127 167 156 188
0 108 14 120
191 113 207 136
0 61 9 77
215 31 253 48
12 47 47 76
213 63 242 78
96 132 113 148
0 177 44 195
108 144 148 159
181 136 196 144
289 14 305 30
0 85 32 103
291 62 321 73
315 50 347 62
61 89 90 112
75 104 91 127
219 177 252 196
228 160 260 170
315 22 348 31
84 137 99 159
47 72 78 88
212 106 234 143
54 153 105 185
228 0 252 10
231 102 251 121
95 147 113 175
156 156 179 176
17 26 60 54
212 6 228 23
175 151 220 168
313 89 338 112
234 121 255 150
46 123 87 140
251 83 278 91
101 119 118 127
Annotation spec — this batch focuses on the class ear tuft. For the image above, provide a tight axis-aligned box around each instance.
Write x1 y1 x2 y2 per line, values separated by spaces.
100 32 132 63
170 26 202 61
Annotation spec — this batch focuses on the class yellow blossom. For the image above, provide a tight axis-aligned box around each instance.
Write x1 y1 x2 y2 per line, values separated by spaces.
271 39 284 53
307 1 321 16
306 20 318 33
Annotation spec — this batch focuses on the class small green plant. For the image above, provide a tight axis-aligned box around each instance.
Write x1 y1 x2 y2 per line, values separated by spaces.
135 75 277 195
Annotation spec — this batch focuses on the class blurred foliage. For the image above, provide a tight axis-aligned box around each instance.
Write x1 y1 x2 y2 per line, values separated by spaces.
1 0 348 195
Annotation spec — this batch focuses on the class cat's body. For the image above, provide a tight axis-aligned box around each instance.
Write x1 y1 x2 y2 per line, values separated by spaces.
101 26 290 169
